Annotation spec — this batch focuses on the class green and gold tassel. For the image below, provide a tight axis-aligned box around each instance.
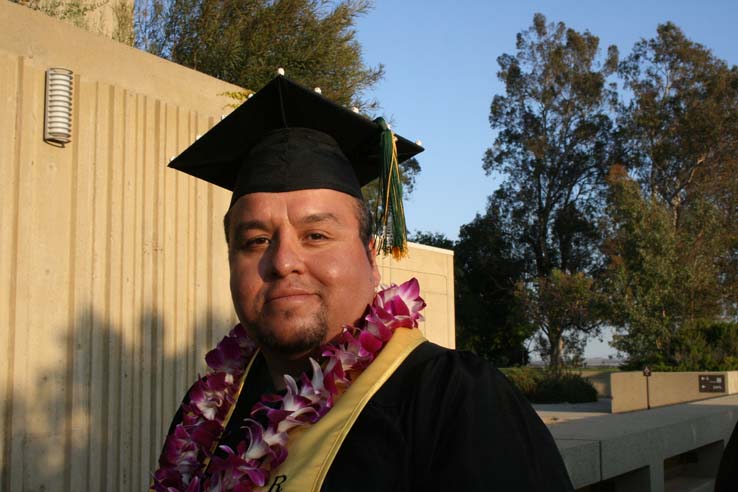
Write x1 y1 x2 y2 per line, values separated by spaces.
373 117 408 259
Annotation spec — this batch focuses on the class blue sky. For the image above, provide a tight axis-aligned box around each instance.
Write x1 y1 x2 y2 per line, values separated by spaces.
356 0 738 240
355 0 738 359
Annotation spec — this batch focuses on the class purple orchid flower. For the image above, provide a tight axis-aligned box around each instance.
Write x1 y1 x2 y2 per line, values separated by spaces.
229 324 257 351
374 278 426 328
205 337 245 374
189 373 234 421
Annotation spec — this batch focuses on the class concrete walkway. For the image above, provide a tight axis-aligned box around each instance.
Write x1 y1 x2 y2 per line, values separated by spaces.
534 398 611 424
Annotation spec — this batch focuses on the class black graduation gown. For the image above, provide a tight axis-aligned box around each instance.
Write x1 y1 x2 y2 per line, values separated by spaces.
167 341 574 491
715 419 738 492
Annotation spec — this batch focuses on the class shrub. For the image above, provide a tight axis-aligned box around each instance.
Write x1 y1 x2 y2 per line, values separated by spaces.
532 373 598 403
500 367 545 399
501 367 598 403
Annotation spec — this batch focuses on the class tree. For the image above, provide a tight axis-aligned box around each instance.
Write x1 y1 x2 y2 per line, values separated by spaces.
409 215 532 366
606 23 738 367
603 165 730 368
484 13 616 370
669 321 738 371
454 206 532 366
618 22 738 232
516 270 603 368
619 22 738 310
136 0 380 108
408 230 454 249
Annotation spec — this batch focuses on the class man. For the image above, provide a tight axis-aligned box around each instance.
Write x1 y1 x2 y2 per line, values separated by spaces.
152 75 574 491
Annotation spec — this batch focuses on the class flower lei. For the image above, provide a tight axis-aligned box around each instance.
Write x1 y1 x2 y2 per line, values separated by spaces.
151 278 425 492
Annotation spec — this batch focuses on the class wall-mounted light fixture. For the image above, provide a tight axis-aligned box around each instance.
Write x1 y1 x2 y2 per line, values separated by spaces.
44 68 73 145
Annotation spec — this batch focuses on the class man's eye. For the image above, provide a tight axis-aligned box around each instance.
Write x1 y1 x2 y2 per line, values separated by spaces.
306 232 328 241
242 237 270 249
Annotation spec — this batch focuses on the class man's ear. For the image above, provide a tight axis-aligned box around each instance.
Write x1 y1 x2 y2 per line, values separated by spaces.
368 237 381 289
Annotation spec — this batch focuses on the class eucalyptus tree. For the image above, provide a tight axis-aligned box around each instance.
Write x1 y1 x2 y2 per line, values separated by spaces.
484 13 617 370
604 23 738 367
618 22 738 231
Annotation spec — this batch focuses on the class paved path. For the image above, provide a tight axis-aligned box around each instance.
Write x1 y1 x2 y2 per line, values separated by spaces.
534 398 611 424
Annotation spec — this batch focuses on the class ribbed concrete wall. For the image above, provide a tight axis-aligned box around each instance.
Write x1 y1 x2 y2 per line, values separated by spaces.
0 50 237 492
0 3 455 491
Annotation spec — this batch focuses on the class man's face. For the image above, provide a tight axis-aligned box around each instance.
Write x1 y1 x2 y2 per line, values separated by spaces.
227 189 380 358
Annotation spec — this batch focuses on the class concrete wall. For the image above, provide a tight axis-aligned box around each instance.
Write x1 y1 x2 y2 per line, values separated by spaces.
612 371 738 413
377 243 455 349
0 3 456 491
14 0 135 44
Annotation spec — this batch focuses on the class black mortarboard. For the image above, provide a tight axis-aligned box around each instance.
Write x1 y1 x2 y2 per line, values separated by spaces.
168 74 424 257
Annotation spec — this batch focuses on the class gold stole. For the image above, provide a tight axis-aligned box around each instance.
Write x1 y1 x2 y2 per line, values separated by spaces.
240 328 426 492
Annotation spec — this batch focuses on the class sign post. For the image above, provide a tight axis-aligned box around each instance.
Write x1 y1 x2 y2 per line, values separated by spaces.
643 366 652 410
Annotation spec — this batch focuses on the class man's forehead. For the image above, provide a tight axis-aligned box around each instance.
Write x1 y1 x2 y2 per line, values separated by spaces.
230 189 359 223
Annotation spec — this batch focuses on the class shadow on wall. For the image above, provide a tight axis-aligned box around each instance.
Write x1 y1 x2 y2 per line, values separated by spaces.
2 306 235 492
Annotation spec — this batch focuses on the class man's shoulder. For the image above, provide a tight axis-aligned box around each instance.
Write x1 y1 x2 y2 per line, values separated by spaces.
365 339 574 491
396 340 509 383
371 340 513 406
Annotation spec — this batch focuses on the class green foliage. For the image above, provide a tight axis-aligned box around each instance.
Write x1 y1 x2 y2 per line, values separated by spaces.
135 0 382 110
610 25 738 365
516 269 605 371
484 18 738 372
617 22 738 226
532 373 598 404
408 230 454 250
603 162 734 368
625 321 738 371
13 0 136 45
603 165 682 366
12 0 105 30
454 205 533 366
408 217 533 366
501 367 598 403
484 13 615 370
500 367 545 397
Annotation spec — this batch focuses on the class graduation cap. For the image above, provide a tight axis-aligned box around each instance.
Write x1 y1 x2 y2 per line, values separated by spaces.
168 74 424 258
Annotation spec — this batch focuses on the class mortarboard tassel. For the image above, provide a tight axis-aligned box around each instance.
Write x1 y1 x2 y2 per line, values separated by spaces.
374 117 408 259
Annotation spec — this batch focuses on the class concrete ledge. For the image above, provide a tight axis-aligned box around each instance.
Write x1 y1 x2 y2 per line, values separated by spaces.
556 439 601 487
548 394 738 490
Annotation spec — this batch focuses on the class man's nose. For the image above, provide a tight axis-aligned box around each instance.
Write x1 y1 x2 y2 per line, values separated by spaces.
268 233 306 277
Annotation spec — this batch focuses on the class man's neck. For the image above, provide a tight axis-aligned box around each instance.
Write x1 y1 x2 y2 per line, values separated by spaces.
260 350 315 390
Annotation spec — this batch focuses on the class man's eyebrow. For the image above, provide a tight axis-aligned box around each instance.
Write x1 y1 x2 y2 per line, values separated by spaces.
299 212 342 225
233 220 270 237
